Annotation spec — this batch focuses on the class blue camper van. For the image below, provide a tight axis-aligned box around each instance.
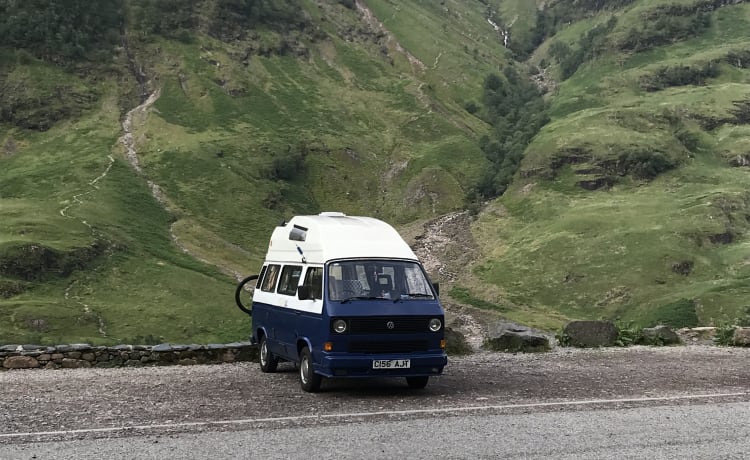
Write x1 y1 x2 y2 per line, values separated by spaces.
235 212 447 392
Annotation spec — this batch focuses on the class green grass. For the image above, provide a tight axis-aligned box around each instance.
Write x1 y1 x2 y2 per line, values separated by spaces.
0 0 499 344
456 0 750 330
3 0 750 343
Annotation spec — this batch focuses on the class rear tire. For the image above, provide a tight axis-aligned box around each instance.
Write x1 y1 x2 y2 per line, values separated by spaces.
299 346 322 393
406 376 429 389
259 336 278 373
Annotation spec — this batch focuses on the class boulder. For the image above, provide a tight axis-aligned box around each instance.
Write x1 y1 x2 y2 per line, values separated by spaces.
561 320 618 347
640 325 680 345
733 327 750 346
485 322 550 352
3 356 40 369
445 327 472 355
61 358 91 369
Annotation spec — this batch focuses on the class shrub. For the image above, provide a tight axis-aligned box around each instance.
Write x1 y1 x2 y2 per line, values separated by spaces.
614 321 641 347
714 323 736 346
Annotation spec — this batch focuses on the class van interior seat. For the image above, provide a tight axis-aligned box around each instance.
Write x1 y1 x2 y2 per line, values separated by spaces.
341 279 364 296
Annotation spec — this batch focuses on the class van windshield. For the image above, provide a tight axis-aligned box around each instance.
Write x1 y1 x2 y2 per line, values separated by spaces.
327 260 435 302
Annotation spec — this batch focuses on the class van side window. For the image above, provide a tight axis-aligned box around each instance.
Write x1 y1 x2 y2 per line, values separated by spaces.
277 265 303 296
302 267 323 300
261 264 281 292
255 265 267 290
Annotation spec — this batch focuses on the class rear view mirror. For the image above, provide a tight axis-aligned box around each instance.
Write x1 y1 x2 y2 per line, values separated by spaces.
432 282 440 296
298 285 312 300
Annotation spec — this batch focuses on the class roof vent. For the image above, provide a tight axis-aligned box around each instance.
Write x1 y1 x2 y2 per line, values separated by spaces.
319 211 346 217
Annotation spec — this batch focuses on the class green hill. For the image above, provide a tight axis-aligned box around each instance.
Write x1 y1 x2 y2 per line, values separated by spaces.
2 0 750 344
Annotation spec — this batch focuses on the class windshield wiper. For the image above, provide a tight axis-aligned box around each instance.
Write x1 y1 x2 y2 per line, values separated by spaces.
393 293 434 303
341 296 382 304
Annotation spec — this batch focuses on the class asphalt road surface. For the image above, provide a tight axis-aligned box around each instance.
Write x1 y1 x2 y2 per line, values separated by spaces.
2 346 750 459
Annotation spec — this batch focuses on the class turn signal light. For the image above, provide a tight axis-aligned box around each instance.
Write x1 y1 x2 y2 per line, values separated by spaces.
324 342 333 352
440 339 446 349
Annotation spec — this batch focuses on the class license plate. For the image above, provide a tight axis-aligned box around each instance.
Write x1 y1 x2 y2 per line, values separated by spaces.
372 359 410 369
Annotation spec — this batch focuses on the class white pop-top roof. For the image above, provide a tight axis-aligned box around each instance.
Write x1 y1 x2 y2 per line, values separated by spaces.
264 212 418 264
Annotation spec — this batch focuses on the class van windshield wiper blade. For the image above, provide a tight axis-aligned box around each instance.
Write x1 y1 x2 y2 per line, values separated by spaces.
393 293 434 303
341 296 382 304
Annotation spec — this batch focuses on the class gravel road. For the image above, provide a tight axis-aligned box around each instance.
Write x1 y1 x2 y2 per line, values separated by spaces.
2 346 750 458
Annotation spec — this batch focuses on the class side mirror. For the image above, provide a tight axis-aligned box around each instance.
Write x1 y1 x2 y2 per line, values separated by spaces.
432 282 440 296
298 285 312 300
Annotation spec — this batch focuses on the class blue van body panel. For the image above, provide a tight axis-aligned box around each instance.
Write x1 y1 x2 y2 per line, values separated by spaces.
253 302 324 362
253 296 447 378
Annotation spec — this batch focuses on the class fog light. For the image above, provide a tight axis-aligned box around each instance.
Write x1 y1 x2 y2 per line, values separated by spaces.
324 342 333 351
429 318 442 332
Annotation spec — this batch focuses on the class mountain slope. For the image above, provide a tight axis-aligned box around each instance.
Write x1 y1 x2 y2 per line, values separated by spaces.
460 0 750 329
3 0 750 344
0 0 507 344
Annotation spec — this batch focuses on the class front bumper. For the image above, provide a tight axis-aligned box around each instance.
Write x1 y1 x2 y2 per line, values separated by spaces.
316 352 447 378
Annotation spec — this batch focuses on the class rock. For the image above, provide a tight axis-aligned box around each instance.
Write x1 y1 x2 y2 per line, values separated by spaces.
3 356 40 369
562 320 618 347
19 344 45 351
61 358 91 369
234 346 259 362
152 344 173 353
444 327 472 355
733 327 750 346
81 353 96 362
640 326 680 345
485 322 550 352
67 351 82 359
178 358 198 366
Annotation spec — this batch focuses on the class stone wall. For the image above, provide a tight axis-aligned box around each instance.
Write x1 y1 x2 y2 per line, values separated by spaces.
0 342 258 370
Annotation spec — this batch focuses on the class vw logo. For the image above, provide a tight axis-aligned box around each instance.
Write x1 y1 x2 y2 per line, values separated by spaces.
386 321 395 330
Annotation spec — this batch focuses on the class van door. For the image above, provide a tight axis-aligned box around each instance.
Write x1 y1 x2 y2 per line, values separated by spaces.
287 266 325 355
275 264 304 359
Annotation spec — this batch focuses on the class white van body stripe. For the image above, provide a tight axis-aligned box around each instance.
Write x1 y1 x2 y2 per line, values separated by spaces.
253 279 324 314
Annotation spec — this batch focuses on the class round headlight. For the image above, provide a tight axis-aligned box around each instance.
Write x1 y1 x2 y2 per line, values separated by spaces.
428 318 442 332
333 319 348 333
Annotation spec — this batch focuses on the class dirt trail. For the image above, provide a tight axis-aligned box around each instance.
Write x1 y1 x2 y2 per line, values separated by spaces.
58 129 119 338
410 211 491 349
356 0 426 71
118 88 244 282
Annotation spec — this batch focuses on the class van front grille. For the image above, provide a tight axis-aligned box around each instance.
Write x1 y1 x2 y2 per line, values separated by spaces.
348 340 429 354
347 316 433 334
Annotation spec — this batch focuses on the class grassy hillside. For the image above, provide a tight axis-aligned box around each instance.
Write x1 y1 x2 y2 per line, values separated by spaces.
458 0 750 330
4 0 750 345
0 0 503 344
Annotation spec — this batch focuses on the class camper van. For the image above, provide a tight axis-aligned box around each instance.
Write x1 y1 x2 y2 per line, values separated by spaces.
235 212 447 392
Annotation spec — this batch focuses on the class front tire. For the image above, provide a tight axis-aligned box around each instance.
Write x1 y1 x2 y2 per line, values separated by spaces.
406 376 429 389
299 346 322 393
259 336 278 373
